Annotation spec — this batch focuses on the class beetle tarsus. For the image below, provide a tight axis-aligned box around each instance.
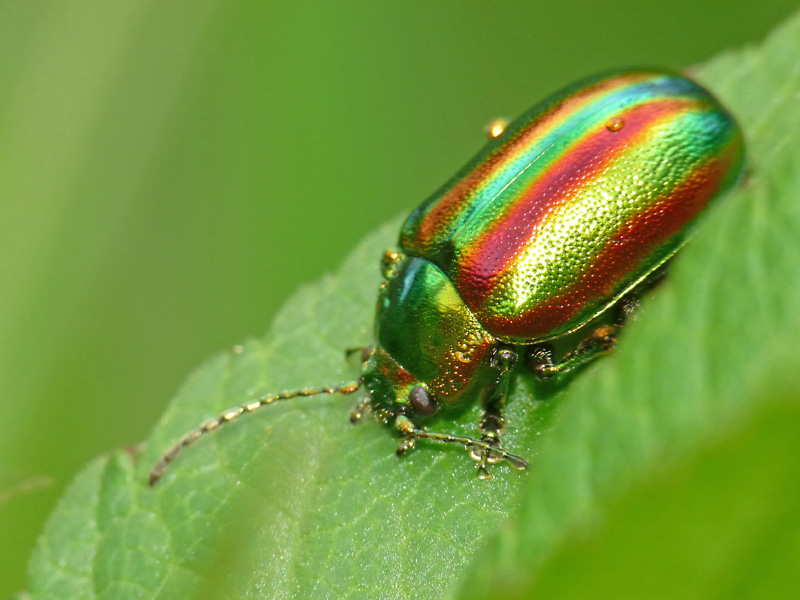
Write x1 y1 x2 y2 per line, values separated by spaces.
396 437 416 456
394 416 528 473
526 322 621 380
472 440 504 479
470 395 509 478
350 398 369 424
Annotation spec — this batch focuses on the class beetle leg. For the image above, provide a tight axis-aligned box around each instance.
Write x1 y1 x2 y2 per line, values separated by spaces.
470 346 517 478
551 325 617 377
349 396 370 424
349 347 376 423
526 293 641 379
614 293 640 327
471 400 507 480
396 433 417 455
344 347 366 360
527 325 618 380
393 415 528 471
394 416 418 456
346 344 375 363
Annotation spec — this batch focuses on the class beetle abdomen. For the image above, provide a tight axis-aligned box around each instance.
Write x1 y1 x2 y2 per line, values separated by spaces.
400 70 744 342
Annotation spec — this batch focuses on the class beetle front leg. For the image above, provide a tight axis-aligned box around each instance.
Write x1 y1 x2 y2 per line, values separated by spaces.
349 396 370 424
469 345 518 478
393 415 528 472
470 401 507 480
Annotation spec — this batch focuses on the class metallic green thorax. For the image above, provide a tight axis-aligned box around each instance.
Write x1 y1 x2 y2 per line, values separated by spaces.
364 69 744 407
366 255 496 407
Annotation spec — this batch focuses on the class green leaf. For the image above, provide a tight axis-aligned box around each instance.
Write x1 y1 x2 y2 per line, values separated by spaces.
27 10 800 600
481 384 800 600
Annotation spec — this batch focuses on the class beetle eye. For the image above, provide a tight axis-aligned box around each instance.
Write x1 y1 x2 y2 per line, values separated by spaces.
409 385 437 416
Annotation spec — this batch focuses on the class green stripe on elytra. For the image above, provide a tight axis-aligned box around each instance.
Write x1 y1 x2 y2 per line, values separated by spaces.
401 73 702 254
486 108 737 310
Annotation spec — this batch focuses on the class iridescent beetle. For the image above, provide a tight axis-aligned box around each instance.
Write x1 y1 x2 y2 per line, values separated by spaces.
150 69 744 485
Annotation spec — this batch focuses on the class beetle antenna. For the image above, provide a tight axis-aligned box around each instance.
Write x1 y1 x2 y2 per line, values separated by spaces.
148 380 362 486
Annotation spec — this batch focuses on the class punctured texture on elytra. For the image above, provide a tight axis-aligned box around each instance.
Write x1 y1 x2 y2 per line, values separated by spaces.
400 70 744 343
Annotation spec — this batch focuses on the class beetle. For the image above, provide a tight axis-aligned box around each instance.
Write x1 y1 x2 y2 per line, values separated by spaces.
149 69 744 485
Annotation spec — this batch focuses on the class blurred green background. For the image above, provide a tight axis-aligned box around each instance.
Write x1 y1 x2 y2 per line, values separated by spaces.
0 1 796 596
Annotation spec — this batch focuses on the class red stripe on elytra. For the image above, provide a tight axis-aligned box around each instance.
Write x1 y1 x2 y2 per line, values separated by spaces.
457 98 693 303
484 158 730 340
410 74 654 250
